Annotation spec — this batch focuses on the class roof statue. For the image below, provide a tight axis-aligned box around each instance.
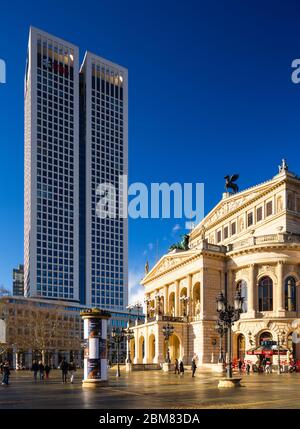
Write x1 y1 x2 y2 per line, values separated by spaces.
224 174 239 194
169 234 190 252
278 158 288 173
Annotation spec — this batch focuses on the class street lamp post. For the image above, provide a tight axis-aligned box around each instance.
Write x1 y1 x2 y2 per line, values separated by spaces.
162 323 174 368
111 327 125 378
215 320 227 364
123 326 134 365
216 290 244 387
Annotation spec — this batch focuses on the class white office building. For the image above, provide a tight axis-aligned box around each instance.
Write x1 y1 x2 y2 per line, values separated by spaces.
24 27 128 311
79 53 128 310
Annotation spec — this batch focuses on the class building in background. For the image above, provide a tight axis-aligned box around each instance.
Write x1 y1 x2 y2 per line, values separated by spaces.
12 264 24 296
24 27 80 302
79 52 128 310
24 27 128 311
0 296 142 368
0 296 83 369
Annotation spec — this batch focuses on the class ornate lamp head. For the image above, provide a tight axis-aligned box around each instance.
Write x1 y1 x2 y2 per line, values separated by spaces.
216 291 226 312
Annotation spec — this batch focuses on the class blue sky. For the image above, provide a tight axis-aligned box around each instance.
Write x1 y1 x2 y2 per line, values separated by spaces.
1 0 300 301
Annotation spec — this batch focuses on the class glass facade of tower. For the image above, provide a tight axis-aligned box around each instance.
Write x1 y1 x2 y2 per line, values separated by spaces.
24 28 79 302
35 35 76 300
89 60 126 309
25 28 128 310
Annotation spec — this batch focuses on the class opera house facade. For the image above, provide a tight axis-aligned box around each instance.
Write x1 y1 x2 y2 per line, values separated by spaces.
131 161 300 369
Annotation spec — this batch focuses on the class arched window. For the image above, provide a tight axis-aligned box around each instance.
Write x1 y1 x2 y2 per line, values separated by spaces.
285 277 297 311
236 280 248 313
258 276 273 311
237 334 246 359
259 331 273 345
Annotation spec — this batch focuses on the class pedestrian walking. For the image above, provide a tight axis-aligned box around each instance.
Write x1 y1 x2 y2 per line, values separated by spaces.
60 357 69 384
179 360 184 375
174 358 179 374
238 358 243 374
45 364 51 380
31 360 39 382
69 361 76 384
38 361 45 380
1 361 10 386
191 358 197 377
246 363 251 375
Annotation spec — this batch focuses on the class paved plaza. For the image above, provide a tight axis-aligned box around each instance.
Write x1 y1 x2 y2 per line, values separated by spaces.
1 368 300 409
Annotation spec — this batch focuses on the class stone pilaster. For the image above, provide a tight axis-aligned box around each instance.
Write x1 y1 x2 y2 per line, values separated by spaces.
175 280 180 316
187 274 192 316
277 261 285 316
247 264 256 318
164 285 169 315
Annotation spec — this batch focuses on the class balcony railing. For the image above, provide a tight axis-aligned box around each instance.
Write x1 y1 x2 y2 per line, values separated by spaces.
227 233 300 252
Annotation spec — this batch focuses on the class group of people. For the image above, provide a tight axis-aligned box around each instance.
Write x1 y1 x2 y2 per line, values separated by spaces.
237 357 297 374
174 358 185 375
31 361 51 381
173 357 198 377
31 358 76 383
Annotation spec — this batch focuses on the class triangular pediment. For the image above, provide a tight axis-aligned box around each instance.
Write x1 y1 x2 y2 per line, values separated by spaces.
142 249 199 284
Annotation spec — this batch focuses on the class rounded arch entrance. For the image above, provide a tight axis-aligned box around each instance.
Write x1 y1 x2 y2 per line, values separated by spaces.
138 336 145 363
169 292 175 316
192 282 200 317
237 333 246 359
130 338 135 360
179 287 188 316
169 334 181 361
148 334 156 363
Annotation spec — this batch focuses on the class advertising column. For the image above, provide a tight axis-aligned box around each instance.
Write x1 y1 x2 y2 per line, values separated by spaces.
80 308 111 387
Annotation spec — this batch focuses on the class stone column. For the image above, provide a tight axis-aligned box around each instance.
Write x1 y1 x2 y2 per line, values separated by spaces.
277 261 285 316
143 326 148 364
175 280 180 316
133 331 139 364
164 285 169 316
247 264 256 318
187 274 193 316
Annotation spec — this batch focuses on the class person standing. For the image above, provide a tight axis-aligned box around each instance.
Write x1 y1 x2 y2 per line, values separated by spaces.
238 358 243 374
246 363 251 375
38 361 45 380
44 364 51 380
191 358 197 377
31 360 39 382
60 357 69 384
174 358 179 374
69 361 76 384
179 360 184 375
1 361 10 386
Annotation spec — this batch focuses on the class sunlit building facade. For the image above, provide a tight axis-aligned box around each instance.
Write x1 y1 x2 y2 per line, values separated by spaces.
132 162 300 368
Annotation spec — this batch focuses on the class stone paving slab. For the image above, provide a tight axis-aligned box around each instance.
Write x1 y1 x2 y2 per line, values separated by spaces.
0 369 300 409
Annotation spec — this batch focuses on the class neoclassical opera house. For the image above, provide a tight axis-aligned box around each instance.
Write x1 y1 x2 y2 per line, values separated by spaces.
131 161 300 369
